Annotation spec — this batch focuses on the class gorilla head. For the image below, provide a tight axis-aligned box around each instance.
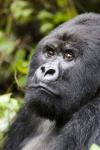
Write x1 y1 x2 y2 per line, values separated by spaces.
25 13 100 124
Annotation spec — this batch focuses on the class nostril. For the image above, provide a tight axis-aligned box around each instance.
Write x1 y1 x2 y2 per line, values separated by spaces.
44 69 55 76
41 66 45 73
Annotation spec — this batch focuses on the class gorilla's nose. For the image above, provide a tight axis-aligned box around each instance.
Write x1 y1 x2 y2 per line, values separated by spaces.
41 67 55 76
34 61 59 83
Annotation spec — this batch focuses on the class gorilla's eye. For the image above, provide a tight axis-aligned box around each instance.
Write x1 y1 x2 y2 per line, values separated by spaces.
63 51 74 61
47 49 55 57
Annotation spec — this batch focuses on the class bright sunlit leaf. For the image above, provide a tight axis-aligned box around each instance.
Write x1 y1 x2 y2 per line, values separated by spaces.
90 144 100 150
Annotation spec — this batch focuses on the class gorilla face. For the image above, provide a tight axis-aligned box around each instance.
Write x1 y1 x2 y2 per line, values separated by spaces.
25 13 100 123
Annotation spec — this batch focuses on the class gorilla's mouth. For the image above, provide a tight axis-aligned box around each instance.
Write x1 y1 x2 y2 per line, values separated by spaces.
28 82 58 96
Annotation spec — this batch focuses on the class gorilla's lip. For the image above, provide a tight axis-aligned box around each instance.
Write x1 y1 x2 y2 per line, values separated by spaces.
28 83 58 96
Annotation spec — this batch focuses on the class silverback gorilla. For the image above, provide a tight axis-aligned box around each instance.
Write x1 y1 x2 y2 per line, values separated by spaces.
3 13 100 150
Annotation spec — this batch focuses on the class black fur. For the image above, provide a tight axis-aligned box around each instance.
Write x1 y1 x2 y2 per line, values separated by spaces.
3 13 100 150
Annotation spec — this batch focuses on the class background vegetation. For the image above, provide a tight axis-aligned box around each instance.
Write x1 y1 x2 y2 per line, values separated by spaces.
0 0 100 149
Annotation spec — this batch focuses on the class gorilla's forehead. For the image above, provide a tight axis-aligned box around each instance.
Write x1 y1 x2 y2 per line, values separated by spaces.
36 13 100 54
45 23 99 42
39 26 95 51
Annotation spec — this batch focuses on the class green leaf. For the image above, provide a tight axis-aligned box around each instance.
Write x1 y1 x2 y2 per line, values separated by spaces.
40 22 54 33
57 0 67 7
0 93 21 132
12 49 29 74
0 93 11 104
90 144 100 150
0 31 17 55
10 0 33 24
53 12 69 24
15 61 28 74
17 75 27 87
37 10 53 20
15 49 26 60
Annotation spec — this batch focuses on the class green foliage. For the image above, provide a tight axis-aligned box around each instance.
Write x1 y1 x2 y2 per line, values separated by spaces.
0 31 17 56
37 3 77 34
13 50 29 74
37 10 54 33
10 1 34 25
40 22 54 34
37 10 53 20
0 93 23 147
0 93 22 132
57 0 67 7
90 144 100 150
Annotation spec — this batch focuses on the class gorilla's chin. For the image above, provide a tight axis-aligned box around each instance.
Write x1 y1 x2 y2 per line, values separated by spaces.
25 87 58 120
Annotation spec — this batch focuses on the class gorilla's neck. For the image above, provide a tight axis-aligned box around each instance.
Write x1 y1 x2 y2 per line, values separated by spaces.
27 87 100 127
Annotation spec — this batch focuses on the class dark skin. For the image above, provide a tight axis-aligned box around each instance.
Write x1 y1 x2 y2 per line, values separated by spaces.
3 13 100 150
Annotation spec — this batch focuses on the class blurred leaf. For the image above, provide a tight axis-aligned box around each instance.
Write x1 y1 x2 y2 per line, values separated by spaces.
53 12 68 24
0 93 21 132
12 50 28 74
90 144 100 150
57 0 67 7
10 0 33 24
0 93 11 105
17 75 27 87
0 31 17 55
37 10 53 20
15 61 28 74
40 22 54 33
15 49 26 60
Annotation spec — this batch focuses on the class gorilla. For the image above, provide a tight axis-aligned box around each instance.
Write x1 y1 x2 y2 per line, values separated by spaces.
3 13 100 150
